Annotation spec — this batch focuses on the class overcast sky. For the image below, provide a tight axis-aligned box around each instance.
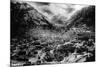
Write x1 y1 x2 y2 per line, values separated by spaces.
26 2 89 25
11 0 89 26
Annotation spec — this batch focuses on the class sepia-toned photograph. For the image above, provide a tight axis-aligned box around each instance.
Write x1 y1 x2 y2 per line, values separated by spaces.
10 0 95 66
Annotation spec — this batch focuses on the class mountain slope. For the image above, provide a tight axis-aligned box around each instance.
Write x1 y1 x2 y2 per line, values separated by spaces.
11 1 95 66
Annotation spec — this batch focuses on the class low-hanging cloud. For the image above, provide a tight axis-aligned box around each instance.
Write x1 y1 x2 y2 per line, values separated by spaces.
27 2 88 22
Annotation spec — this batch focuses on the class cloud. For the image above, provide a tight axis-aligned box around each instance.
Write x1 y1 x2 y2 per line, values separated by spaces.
25 2 89 25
